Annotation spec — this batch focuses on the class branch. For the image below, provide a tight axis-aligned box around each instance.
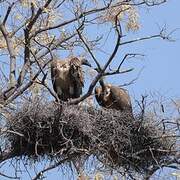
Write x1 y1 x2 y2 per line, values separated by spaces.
30 3 113 37
144 0 167 6
0 172 19 179
144 152 180 180
55 0 66 9
35 31 78 60
32 158 69 180
76 25 102 71
3 2 15 25
30 0 137 38
18 0 53 86
103 53 144 76
30 0 165 38
29 44 59 102
69 17 122 105
3 59 52 106
27 0 52 31
103 68 134 76
119 67 144 87
1 31 77 106
120 29 170 46
0 22 16 87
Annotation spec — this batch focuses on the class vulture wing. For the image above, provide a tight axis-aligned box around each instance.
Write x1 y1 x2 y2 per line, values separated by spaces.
69 58 84 98
110 86 132 112
51 60 58 94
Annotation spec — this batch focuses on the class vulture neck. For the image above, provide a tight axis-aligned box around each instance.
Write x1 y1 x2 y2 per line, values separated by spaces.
99 78 106 92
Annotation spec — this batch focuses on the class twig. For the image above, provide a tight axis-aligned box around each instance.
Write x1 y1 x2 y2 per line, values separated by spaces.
77 28 102 71
0 172 20 179
3 2 15 25
0 22 16 86
32 158 69 180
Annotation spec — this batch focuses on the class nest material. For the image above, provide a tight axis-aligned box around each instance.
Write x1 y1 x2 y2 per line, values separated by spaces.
6 99 176 174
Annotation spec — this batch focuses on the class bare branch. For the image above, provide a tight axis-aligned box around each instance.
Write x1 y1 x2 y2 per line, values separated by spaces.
120 29 171 46
1 31 77 104
30 1 132 37
32 158 69 180
77 27 102 71
0 23 16 87
3 59 52 106
3 2 15 25
18 0 53 86
69 17 122 105
0 172 19 179
103 68 134 76
55 0 66 9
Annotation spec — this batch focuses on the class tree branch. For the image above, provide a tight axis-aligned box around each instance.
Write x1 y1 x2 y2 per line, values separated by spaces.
3 2 15 25
0 22 16 87
18 0 53 86
77 26 102 71
32 158 69 180
69 17 122 105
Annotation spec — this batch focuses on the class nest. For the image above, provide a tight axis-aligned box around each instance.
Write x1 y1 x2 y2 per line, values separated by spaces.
5 99 177 174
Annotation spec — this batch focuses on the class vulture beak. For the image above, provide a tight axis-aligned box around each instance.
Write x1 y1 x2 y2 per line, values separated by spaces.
81 58 92 67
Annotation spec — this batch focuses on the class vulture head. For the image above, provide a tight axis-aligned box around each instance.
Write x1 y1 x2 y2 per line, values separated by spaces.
51 57 91 101
80 58 92 67
95 80 132 112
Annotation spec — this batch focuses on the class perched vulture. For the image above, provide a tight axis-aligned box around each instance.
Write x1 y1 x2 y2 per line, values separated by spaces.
95 79 132 112
51 57 91 101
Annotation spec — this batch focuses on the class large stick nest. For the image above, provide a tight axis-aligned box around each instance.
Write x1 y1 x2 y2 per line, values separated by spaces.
5 99 177 174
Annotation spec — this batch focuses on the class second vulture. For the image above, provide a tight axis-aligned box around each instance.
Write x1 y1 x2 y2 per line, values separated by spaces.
95 79 132 112
51 57 91 101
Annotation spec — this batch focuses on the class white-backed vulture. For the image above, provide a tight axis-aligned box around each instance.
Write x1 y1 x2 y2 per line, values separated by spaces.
95 79 132 112
51 57 91 101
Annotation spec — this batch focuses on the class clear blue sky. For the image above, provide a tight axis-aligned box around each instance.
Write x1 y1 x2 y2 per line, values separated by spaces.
1 0 180 179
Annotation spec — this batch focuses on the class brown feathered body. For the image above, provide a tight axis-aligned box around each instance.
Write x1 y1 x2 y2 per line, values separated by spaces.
95 84 132 112
51 57 84 101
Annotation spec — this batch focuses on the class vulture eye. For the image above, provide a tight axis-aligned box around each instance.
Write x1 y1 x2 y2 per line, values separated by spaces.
81 59 91 67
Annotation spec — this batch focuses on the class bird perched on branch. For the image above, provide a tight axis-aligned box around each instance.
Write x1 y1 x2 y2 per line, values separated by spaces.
51 57 91 101
95 79 132 112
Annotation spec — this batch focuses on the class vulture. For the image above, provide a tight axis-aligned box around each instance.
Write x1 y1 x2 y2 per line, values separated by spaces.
51 57 91 101
95 79 132 112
